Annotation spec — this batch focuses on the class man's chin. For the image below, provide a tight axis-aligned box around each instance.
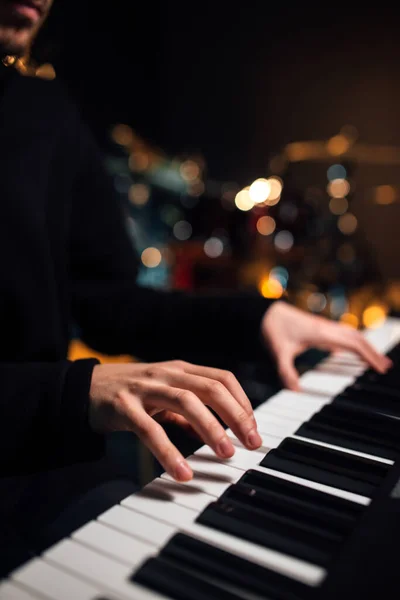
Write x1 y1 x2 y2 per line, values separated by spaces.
0 25 31 57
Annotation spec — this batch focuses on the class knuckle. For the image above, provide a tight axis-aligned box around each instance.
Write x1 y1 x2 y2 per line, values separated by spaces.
236 408 252 426
169 359 187 370
174 388 196 408
206 418 224 439
220 370 237 387
207 380 225 396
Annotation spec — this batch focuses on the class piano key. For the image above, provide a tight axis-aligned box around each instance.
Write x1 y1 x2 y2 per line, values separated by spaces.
260 438 390 497
126 477 213 512
295 404 400 461
291 434 394 465
236 470 364 526
123 503 326 586
147 532 313 600
12 558 104 600
334 386 400 418
133 555 244 600
299 372 355 397
44 539 168 600
73 520 156 568
195 443 269 471
162 456 243 497
122 491 199 528
99 505 175 547
0 581 44 600
196 498 340 566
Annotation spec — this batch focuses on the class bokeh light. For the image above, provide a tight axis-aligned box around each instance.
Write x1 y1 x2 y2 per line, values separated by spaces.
141 247 162 268
267 177 283 203
180 160 201 181
235 188 254 211
111 124 133 147
256 215 276 236
249 178 271 204
274 230 294 252
259 276 284 299
327 164 347 181
327 178 350 198
329 197 348 215
307 293 327 313
128 183 150 206
173 220 192 241
338 213 358 235
326 135 350 156
204 237 224 258
362 305 387 329
375 185 397 205
340 312 359 328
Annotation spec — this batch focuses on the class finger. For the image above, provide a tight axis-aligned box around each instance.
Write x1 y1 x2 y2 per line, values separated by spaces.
321 327 391 373
120 392 193 482
133 380 237 458
276 354 300 391
154 371 261 450
155 411 201 438
167 361 253 415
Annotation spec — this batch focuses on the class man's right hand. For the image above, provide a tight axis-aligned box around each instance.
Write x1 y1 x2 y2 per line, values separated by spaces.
89 361 262 482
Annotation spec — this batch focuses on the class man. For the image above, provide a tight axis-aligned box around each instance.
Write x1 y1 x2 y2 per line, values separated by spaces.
0 0 390 488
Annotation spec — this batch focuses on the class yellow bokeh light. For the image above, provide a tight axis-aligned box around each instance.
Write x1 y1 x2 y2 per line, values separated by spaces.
362 305 387 329
111 124 133 147
267 177 283 202
327 178 350 198
259 276 283 299
235 188 254 211
326 135 350 156
35 63 56 80
375 185 397 205
141 247 162 268
249 178 271 204
128 183 150 206
340 313 359 328
329 197 348 215
338 213 358 235
256 216 276 236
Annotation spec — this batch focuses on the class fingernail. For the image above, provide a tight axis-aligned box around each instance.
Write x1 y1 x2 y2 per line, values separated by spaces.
247 429 262 449
174 460 193 482
216 437 235 458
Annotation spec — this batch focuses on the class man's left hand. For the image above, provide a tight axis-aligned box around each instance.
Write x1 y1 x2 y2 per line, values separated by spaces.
261 301 392 391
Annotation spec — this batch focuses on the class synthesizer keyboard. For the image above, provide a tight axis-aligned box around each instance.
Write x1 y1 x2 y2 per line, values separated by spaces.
2 317 400 600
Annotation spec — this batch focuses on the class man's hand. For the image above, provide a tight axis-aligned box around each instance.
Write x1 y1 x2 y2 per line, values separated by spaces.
261 301 392 391
89 361 262 482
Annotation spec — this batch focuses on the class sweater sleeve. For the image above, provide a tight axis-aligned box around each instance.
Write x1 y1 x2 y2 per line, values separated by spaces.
70 121 274 363
0 359 104 476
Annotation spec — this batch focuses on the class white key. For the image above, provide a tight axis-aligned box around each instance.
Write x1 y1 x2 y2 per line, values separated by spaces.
195 443 266 471
122 492 198 528
162 456 242 497
45 539 167 600
291 434 394 465
299 372 354 396
0 581 43 600
128 477 212 512
12 558 103 600
73 520 156 567
252 464 370 505
99 505 175 547
227 427 284 450
255 412 303 433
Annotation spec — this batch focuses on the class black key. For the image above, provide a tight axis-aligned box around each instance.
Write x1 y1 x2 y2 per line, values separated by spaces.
223 477 362 535
260 438 390 497
157 533 313 600
334 386 400 419
296 403 400 460
357 368 400 390
197 495 345 566
133 556 243 600
238 469 364 527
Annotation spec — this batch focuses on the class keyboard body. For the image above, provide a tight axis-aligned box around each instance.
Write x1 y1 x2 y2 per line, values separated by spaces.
2 317 400 600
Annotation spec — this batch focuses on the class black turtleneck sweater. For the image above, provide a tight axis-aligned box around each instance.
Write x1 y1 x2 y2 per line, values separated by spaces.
0 68 272 476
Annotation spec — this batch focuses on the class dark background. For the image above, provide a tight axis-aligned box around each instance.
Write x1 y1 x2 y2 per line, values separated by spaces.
34 3 400 278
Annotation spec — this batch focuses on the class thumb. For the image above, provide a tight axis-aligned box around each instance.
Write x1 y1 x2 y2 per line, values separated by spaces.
277 355 300 391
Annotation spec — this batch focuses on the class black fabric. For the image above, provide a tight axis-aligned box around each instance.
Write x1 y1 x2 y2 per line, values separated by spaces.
0 69 272 477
